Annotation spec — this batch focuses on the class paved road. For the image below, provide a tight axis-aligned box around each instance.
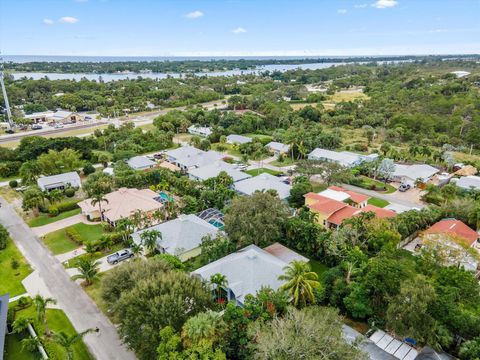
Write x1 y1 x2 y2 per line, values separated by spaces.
341 183 425 209
0 197 136 360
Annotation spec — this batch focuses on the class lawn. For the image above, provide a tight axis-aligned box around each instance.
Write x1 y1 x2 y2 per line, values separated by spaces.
0 186 22 203
309 259 330 282
64 243 124 269
243 133 273 143
356 176 396 194
367 197 390 208
270 156 297 167
328 89 369 103
211 143 243 157
27 208 81 227
7 303 93 360
43 223 104 255
4 332 36 360
245 168 283 176
0 238 32 297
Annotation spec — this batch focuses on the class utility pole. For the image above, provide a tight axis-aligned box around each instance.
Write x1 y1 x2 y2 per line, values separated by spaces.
0 57 14 130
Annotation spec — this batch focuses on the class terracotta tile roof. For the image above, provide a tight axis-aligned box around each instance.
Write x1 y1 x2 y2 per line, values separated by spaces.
327 185 370 203
307 194 347 215
328 206 362 225
423 219 479 247
362 205 397 219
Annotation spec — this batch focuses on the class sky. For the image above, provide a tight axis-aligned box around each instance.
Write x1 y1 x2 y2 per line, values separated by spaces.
1 0 480 57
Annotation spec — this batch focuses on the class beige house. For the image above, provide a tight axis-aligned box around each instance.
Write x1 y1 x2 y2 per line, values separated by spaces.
78 188 163 226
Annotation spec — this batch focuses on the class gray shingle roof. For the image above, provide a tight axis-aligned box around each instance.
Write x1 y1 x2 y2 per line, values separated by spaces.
127 156 156 170
188 161 251 182
266 141 290 153
234 173 292 199
37 171 81 189
226 134 252 144
131 214 219 256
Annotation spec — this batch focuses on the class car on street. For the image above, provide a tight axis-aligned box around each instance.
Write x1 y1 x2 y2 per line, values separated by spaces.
106 249 134 265
31 124 43 130
4 128 14 134
54 123 64 129
398 183 411 192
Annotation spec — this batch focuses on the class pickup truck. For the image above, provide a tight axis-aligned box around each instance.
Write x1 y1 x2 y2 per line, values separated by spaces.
107 249 134 265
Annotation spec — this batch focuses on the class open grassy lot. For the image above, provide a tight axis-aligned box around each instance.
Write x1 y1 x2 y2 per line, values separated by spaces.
0 238 32 297
329 89 369 103
367 197 390 208
245 167 283 176
6 304 92 360
0 186 22 203
27 208 81 227
43 223 104 255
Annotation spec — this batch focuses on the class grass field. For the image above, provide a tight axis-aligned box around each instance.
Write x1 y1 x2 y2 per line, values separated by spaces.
245 168 283 176
27 208 81 227
211 143 242 157
5 305 93 360
367 197 390 208
43 223 104 255
0 238 32 297
243 133 273 143
329 89 369 103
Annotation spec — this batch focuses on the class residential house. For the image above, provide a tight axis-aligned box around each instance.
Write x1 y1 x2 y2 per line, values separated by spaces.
391 164 439 186
78 188 163 226
305 186 396 229
37 171 81 191
0 294 9 357
188 161 251 182
131 214 219 261
126 156 156 171
188 125 212 137
412 219 479 271
164 146 223 171
234 173 292 200
226 134 252 145
265 141 290 156
308 148 378 168
452 175 480 191
192 243 307 306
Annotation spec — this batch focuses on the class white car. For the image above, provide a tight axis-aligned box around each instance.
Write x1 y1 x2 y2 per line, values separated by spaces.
54 123 64 129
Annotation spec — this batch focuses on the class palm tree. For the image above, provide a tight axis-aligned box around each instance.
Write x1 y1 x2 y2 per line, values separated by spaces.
139 229 161 255
12 317 31 334
181 311 223 347
73 257 100 286
90 193 108 222
279 260 320 308
209 273 228 301
130 243 143 256
21 336 42 353
19 160 41 185
52 328 96 360
32 295 57 337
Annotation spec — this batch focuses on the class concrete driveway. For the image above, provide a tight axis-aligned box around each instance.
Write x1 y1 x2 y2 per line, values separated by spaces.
0 196 136 360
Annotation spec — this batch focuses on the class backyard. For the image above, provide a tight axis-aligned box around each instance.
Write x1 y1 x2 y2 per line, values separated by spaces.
42 223 104 255
0 238 32 297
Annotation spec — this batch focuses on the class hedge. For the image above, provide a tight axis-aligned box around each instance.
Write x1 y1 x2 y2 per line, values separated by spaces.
66 227 82 245
48 200 79 216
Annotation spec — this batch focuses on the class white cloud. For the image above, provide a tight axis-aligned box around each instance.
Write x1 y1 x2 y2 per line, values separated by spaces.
59 16 79 23
354 4 368 8
232 27 247 34
184 10 204 19
338 9 347 14
43 18 54 25
372 0 398 9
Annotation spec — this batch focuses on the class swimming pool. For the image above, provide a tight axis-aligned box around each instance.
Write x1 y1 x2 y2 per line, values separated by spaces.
208 219 224 229
157 191 173 203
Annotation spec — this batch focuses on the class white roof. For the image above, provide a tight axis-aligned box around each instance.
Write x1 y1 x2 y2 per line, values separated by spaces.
176 150 224 169
131 214 219 256
50 110 74 120
165 145 204 161
126 156 156 169
226 134 252 144
266 141 290 153
192 244 292 304
455 175 480 190
451 71 470 78
234 173 292 200
318 188 351 202
37 171 80 188
188 125 212 136
308 148 362 167
25 111 54 119
393 164 439 182
188 161 251 182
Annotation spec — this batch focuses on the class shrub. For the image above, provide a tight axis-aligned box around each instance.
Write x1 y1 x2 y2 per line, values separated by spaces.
0 225 8 250
155 253 185 270
64 188 76 198
9 180 18 188
66 227 82 244
11 259 19 270
51 200 79 214
48 206 59 216
83 163 96 175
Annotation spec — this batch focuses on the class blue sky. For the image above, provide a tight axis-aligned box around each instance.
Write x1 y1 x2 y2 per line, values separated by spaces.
1 0 479 56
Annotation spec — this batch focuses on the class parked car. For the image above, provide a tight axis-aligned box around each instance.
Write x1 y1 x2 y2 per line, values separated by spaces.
153 153 163 160
107 249 134 265
4 129 14 134
31 124 43 130
398 183 411 192
54 123 64 129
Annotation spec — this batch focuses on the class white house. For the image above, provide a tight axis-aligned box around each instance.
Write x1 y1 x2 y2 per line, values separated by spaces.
192 244 307 306
308 148 378 168
452 176 480 191
392 164 439 185
265 141 290 155
188 161 251 182
234 173 292 200
188 125 212 137
37 171 81 191
126 156 156 171
226 134 252 145
131 214 220 261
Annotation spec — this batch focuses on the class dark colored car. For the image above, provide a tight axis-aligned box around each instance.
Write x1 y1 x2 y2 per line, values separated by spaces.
5 129 14 134
31 124 43 130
